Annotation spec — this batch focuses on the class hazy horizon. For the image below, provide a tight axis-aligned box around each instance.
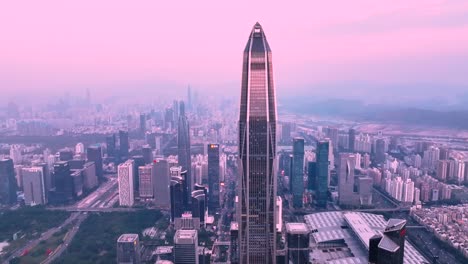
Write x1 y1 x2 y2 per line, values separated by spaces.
2 0 468 105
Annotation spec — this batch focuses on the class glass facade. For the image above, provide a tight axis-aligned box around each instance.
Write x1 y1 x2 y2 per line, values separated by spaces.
316 141 330 208
292 138 305 208
238 22 277 264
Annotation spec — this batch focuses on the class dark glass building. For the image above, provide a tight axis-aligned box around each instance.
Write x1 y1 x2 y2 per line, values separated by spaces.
375 138 386 165
119 130 130 158
86 145 103 182
191 189 206 224
369 219 407 264
142 145 153 165
286 223 310 264
238 22 277 263
307 161 316 191
177 101 192 201
207 143 220 211
0 158 17 205
291 138 305 208
316 140 330 208
59 150 74 161
170 176 184 222
139 113 146 135
50 161 73 204
117 234 141 264
106 134 116 157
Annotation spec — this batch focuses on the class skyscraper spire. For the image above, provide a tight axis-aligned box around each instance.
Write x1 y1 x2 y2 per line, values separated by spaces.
237 22 277 263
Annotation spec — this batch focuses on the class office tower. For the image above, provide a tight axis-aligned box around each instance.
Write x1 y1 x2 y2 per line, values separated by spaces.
348 128 356 152
118 160 135 206
238 22 277 263
338 153 359 207
358 177 373 205
316 141 330 208
164 108 174 130
207 143 220 211
86 145 103 182
51 161 73 204
363 153 371 169
153 159 170 208
139 113 146 135
34 162 50 198
291 138 305 208
369 219 407 264
307 162 316 191
132 156 145 195
281 123 292 143
171 166 188 207
71 170 83 198
145 132 156 149
117 234 141 264
178 101 192 200
191 190 207 224
187 85 192 111
326 128 339 150
138 165 153 199
231 222 239 264
285 223 310 264
119 130 130 158
170 176 184 221
174 229 199 264
22 167 46 205
59 149 74 161
75 143 85 155
106 134 117 157
142 145 153 164
0 158 17 205
173 100 179 122
375 139 386 165
82 162 98 190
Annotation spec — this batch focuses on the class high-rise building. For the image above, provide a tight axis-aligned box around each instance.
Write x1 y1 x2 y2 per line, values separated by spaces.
207 143 220 211
338 153 359 207
59 149 74 161
75 143 85 155
153 159 170 208
237 22 277 263
316 140 330 208
375 139 386 165
307 161 316 191
131 155 145 196
82 162 98 190
178 101 192 201
285 223 310 264
348 128 356 152
170 176 184 221
22 167 46 205
106 134 116 157
119 130 130 158
142 145 153 165
139 113 146 135
138 165 153 198
326 128 339 150
86 145 103 182
191 189 206 224
363 153 371 169
436 160 448 181
118 160 135 206
369 219 407 264
0 158 17 205
174 229 199 264
291 138 305 208
50 161 73 204
117 234 141 264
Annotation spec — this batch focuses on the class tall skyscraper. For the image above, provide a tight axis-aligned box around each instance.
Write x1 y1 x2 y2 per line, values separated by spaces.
86 145 103 182
170 176 184 222
117 234 141 264
118 160 135 206
375 139 386 165
307 161 317 191
207 143 220 211
106 134 117 157
0 158 17 205
237 22 277 263
139 113 146 135
153 159 170 208
338 153 359 207
291 138 305 208
138 165 153 198
348 128 356 152
142 145 153 165
119 130 130 158
316 140 330 208
285 223 310 264
22 167 46 205
50 161 73 204
174 229 199 264
177 101 192 201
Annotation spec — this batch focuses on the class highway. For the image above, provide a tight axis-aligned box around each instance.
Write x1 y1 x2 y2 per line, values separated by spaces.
2 212 81 264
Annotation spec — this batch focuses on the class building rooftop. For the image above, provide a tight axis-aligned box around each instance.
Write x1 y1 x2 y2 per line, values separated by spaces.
285 223 309 234
175 229 197 244
304 212 428 264
117 233 139 243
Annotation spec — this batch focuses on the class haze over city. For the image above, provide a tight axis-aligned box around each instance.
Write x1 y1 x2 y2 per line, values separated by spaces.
1 2 468 264
2 0 468 106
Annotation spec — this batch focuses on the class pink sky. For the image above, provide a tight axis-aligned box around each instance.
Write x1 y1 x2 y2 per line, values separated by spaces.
1 0 468 100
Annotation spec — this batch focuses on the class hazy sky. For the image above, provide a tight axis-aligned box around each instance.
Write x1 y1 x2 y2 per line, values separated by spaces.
1 0 468 103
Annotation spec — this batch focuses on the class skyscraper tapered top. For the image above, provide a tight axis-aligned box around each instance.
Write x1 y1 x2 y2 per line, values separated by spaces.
238 22 277 263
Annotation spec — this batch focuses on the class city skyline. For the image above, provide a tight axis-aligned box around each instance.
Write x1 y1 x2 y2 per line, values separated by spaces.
1 1 468 104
